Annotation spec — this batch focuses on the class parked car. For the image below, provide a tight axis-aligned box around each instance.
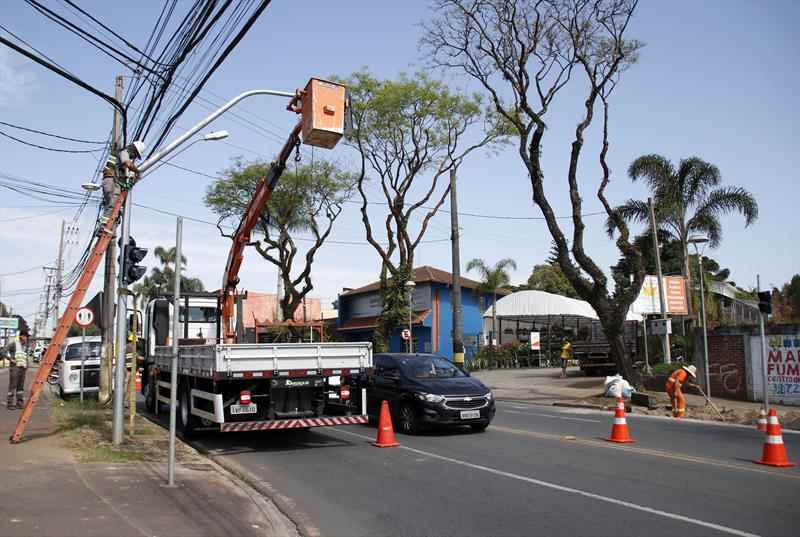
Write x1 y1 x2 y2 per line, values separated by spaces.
362 353 495 434
57 336 102 398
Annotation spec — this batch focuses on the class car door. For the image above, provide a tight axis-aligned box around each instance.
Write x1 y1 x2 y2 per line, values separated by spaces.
371 356 402 414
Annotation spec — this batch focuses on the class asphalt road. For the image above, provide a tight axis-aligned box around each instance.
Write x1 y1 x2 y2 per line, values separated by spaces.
149 401 800 537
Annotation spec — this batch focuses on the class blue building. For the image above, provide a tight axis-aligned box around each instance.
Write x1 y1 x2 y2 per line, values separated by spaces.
337 266 507 361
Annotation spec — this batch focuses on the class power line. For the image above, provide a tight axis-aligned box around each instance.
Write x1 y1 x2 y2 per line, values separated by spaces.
0 129 103 154
0 264 52 278
0 121 106 144
0 208 69 222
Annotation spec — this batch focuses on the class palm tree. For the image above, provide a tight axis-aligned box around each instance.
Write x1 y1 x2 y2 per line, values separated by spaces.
466 258 517 360
133 246 204 302
607 155 757 316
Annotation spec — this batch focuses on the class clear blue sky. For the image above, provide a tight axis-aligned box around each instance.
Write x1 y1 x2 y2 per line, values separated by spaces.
1 1 797 329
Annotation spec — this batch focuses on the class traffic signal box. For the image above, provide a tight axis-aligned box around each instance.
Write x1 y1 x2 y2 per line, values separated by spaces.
300 78 346 149
119 237 148 285
758 291 773 315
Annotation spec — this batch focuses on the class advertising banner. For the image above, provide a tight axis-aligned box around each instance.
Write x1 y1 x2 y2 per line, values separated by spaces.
751 334 800 405
530 331 541 351
631 276 688 315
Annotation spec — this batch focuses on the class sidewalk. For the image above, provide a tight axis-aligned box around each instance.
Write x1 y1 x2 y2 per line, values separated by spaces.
473 367 800 429
0 368 298 537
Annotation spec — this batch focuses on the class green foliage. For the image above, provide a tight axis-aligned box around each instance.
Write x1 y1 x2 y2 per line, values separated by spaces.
375 264 413 352
651 362 684 376
133 246 205 302
526 262 578 298
785 275 800 320
205 158 355 320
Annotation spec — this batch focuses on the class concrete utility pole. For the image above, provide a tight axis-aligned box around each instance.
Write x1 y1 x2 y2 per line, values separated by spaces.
53 219 67 334
101 75 124 404
449 167 464 366
648 198 671 364
168 217 182 486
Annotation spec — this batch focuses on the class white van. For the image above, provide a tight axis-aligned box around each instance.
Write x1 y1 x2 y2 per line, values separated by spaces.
58 336 102 398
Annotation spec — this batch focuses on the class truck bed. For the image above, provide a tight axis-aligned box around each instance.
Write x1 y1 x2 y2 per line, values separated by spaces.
152 342 372 379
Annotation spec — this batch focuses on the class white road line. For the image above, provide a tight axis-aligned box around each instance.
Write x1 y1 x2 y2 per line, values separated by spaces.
331 428 761 537
501 409 600 423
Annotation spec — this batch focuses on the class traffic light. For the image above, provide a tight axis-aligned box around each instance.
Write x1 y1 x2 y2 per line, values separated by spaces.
119 237 147 285
758 290 772 315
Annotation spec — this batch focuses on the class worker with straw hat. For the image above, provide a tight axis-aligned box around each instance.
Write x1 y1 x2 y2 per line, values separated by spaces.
665 364 697 418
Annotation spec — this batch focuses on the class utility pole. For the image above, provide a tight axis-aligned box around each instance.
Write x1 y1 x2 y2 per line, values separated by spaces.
53 219 66 335
757 274 769 414
101 75 124 404
648 198 671 364
168 217 182 486
449 168 464 366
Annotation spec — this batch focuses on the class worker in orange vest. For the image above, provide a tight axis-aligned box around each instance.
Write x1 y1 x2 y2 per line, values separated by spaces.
665 365 697 418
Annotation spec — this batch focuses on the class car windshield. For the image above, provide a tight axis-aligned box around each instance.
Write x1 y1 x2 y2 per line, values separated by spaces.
397 356 466 379
64 342 101 360
179 306 217 323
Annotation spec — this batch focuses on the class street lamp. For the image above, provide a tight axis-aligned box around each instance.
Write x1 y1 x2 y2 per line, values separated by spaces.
141 130 230 178
80 182 101 192
405 280 416 354
688 234 710 399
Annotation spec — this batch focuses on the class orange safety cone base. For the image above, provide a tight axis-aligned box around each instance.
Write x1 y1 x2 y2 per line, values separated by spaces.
753 459 796 468
605 397 635 443
606 435 635 444
373 400 400 448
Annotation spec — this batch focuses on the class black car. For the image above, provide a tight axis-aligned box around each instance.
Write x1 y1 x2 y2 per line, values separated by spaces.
364 353 495 434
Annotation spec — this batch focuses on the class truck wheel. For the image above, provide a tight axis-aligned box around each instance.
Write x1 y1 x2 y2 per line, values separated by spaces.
179 383 198 437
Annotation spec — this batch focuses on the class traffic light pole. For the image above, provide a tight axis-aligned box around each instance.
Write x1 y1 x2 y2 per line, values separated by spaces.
757 274 769 415
112 190 132 446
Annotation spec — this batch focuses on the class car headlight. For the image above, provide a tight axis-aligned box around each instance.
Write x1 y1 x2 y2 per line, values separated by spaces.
415 393 445 403
69 374 79 382
485 391 493 401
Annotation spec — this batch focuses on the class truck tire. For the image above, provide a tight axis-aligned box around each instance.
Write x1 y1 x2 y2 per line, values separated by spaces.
144 369 156 413
179 382 198 437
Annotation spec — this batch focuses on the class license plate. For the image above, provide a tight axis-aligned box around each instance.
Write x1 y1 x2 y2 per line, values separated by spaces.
460 410 480 420
230 403 257 415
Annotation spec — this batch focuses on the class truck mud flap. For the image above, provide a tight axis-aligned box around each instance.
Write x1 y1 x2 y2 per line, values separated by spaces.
220 415 368 432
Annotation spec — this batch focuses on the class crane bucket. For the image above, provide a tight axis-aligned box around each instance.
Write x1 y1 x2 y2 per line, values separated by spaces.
300 78 346 149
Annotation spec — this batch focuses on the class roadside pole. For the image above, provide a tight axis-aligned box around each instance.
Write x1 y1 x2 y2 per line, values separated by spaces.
112 189 132 446
757 274 769 414
102 75 124 405
80 326 86 405
168 217 182 487
449 167 464 366
648 198 671 364
698 254 711 396
642 314 650 374
53 219 66 335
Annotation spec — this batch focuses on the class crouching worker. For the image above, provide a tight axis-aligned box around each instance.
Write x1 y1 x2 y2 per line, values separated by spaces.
665 365 697 418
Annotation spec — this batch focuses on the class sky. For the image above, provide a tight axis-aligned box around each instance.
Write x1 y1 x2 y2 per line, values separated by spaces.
0 1 798 333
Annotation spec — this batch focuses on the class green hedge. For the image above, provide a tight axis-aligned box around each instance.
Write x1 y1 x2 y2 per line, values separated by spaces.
651 362 685 376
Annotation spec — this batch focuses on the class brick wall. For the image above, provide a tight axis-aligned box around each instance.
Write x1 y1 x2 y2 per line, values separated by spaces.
706 334 747 400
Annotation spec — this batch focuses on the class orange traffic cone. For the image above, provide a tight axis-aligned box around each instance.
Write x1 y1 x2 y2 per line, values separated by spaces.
606 397 634 443
756 408 767 432
753 410 795 468
373 400 400 448
135 368 142 391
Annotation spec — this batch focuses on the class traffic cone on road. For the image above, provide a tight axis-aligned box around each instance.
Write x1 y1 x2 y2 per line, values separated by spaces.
373 400 400 448
753 410 795 468
135 368 142 392
606 397 635 443
756 408 767 432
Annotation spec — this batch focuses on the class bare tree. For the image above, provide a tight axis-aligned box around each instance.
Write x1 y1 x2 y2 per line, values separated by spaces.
422 0 645 380
341 70 508 349
206 159 355 321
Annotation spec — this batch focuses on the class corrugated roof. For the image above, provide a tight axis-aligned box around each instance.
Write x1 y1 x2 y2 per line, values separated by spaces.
340 266 510 297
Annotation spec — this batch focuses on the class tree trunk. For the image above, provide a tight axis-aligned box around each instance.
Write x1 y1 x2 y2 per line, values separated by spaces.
606 330 640 388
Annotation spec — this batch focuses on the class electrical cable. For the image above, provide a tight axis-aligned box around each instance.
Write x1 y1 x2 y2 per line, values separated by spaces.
0 129 103 154
0 121 106 144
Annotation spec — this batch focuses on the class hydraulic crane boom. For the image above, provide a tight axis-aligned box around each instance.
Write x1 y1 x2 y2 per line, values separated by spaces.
220 122 302 342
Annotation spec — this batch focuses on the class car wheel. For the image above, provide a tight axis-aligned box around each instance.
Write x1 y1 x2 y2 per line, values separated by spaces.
470 422 490 433
179 383 197 437
398 402 419 435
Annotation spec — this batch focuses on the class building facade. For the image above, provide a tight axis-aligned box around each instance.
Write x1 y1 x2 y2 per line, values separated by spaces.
337 266 503 361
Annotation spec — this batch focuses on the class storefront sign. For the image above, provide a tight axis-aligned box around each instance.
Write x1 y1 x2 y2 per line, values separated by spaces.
751 334 800 405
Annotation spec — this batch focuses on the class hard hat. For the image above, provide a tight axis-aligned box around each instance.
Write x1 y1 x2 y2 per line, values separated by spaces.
131 141 145 159
682 365 697 379
127 333 135 342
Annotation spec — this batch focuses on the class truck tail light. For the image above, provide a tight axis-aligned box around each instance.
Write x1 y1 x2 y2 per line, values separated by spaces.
340 385 350 401
239 390 251 405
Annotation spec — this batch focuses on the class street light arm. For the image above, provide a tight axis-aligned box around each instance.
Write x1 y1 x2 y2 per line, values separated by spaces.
137 89 296 173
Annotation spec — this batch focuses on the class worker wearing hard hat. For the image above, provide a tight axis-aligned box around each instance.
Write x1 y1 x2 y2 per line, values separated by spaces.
560 338 573 378
2 333 30 410
665 365 697 418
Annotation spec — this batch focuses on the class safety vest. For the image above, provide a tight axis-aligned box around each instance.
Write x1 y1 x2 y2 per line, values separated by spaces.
561 342 573 359
666 368 688 387
12 342 28 368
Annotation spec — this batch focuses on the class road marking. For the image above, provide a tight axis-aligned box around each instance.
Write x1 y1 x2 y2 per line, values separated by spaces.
491 425 800 480
501 409 600 423
331 428 760 537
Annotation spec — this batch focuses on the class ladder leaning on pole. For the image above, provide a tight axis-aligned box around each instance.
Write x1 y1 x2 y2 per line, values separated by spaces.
10 192 128 443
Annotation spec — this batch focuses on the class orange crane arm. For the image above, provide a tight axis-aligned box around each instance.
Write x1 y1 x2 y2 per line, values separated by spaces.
221 121 302 342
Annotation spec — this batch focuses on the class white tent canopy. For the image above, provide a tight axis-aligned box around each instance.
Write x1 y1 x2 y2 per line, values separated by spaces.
482 290 642 323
